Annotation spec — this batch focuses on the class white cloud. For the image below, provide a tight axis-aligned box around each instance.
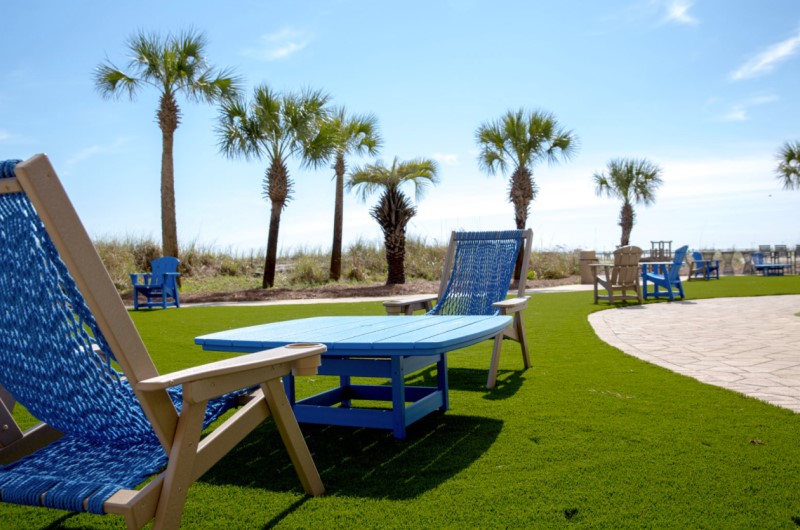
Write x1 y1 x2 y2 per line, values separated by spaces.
0 129 10 141
731 30 800 81
67 145 103 166
433 153 458 165
243 28 310 61
719 94 778 122
663 0 697 25
751 94 779 105
658 155 776 198
66 137 130 167
721 105 747 122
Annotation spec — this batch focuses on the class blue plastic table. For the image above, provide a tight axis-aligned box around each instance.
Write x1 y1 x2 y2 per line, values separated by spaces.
195 315 511 439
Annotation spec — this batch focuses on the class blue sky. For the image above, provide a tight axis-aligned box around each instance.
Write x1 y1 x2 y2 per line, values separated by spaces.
1 1 798 255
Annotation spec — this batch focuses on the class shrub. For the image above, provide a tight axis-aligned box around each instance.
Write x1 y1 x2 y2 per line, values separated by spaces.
530 248 580 279
92 234 581 293
286 254 328 286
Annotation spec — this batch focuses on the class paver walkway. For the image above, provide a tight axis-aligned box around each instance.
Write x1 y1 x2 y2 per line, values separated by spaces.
589 295 800 413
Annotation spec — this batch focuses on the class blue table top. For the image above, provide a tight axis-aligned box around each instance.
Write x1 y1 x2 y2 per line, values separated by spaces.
195 315 512 357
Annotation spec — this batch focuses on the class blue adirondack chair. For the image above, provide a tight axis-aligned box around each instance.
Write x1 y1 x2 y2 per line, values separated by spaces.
130 256 180 310
0 156 325 529
383 229 533 388
642 245 688 301
688 251 719 281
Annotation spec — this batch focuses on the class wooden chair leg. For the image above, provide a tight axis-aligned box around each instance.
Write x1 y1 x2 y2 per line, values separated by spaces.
487 334 504 389
515 314 531 369
152 398 207 530
262 378 324 496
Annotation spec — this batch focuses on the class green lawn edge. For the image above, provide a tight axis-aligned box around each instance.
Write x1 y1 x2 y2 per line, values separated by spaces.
4 276 800 528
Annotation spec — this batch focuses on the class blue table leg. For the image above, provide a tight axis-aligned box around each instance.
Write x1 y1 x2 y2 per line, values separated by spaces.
340 374 352 407
282 374 296 405
391 356 407 440
437 354 449 411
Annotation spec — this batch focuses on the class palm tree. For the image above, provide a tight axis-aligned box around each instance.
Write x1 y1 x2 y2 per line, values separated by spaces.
323 108 382 281
347 158 439 285
776 141 800 190
95 30 240 259
475 109 577 232
217 84 331 288
593 158 663 247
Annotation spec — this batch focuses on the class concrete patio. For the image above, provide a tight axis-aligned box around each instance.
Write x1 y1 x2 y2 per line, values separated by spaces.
589 295 800 413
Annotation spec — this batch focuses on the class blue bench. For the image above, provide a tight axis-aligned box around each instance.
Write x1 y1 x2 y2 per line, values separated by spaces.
751 252 791 276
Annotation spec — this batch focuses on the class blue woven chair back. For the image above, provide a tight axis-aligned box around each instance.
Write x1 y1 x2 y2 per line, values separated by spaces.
428 230 523 316
0 160 155 445
667 246 689 282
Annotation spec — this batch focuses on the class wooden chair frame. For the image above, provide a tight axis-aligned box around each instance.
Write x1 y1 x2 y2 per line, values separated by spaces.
590 246 643 304
0 154 325 530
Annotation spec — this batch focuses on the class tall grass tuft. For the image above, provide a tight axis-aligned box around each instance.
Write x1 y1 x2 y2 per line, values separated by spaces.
405 236 448 281
94 235 160 291
341 237 387 282
529 247 580 280
94 234 580 294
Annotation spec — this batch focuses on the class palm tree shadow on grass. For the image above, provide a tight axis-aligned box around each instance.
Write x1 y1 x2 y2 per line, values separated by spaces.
201 413 502 500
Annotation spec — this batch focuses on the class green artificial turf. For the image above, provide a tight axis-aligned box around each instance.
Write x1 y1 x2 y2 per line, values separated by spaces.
4 276 800 528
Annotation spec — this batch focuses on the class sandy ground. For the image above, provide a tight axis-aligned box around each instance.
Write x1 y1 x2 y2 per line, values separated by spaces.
169 275 582 305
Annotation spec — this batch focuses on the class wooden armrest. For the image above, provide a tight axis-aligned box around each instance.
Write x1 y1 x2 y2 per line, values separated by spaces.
137 343 326 392
493 296 529 314
588 263 611 279
383 294 437 307
383 294 437 315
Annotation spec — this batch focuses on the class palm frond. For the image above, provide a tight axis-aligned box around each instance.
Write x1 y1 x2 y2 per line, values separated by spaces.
94 62 140 100
776 140 800 190
216 96 256 160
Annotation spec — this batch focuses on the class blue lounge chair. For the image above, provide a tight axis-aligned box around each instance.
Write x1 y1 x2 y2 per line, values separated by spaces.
752 252 791 276
0 155 325 529
687 251 719 281
130 256 181 310
642 245 688 301
383 229 533 389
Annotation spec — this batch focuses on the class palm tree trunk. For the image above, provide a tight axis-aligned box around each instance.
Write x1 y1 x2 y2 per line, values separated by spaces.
385 228 406 285
262 158 291 288
158 93 181 259
509 166 533 230
263 201 282 288
509 166 533 280
371 187 414 285
329 153 345 281
619 202 634 247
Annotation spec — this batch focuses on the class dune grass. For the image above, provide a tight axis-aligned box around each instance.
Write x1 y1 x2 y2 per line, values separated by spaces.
4 276 800 528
